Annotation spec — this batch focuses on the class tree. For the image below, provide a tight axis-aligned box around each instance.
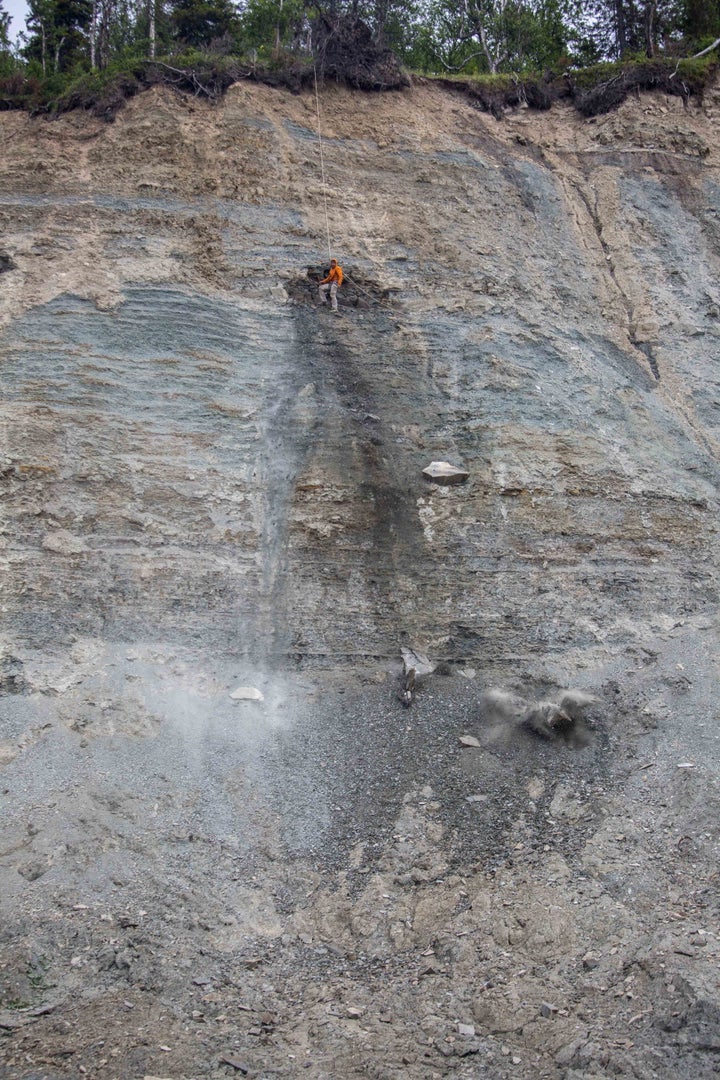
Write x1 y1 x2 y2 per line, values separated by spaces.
88 0 122 67
572 0 687 60
0 0 11 49
169 0 240 46
239 0 307 54
682 0 720 43
417 0 575 74
23 0 93 72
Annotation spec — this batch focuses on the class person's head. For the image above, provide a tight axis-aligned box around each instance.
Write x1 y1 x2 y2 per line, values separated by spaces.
330 259 337 267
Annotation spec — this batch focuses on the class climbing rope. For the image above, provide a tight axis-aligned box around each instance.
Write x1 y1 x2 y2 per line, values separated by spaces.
312 66 397 317
313 64 333 264
343 271 397 315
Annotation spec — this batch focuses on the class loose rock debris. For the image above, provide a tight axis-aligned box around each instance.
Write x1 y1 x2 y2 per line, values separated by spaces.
482 688 599 744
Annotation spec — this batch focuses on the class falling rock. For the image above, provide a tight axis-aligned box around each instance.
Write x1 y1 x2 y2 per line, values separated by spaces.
459 735 481 748
422 461 469 486
230 686 264 702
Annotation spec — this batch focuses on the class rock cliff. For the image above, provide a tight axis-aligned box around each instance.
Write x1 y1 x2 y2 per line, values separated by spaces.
1 79 719 1079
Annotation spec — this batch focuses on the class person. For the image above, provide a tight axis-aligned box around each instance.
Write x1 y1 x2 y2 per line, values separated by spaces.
318 258 343 313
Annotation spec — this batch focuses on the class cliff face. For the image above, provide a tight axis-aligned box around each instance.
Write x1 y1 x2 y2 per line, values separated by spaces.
1 82 719 665
1 81 720 1079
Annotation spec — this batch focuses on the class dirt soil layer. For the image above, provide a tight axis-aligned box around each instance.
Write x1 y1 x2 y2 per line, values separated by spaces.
1 79 720 1079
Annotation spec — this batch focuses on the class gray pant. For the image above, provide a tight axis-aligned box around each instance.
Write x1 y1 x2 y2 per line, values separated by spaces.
319 282 338 310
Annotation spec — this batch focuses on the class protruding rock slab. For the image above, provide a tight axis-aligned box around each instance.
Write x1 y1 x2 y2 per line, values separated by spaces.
422 461 469 486
400 647 435 678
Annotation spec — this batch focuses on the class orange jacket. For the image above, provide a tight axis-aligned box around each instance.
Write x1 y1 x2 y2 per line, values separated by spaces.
322 264 343 287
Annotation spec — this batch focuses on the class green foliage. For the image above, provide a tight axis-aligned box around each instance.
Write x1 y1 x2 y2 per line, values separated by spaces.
22 0 92 73
169 0 242 48
407 0 577 76
429 68 555 115
673 51 720 85
51 60 142 115
567 53 717 114
0 0 11 51
239 0 307 57
566 57 626 90
567 51 715 93
424 47 717 118
0 0 718 118
682 0 720 45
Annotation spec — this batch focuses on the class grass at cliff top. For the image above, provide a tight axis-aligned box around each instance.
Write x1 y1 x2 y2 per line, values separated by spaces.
0 50 717 122
429 54 717 117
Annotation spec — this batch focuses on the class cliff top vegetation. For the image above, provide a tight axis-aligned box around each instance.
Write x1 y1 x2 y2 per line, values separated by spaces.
0 0 718 120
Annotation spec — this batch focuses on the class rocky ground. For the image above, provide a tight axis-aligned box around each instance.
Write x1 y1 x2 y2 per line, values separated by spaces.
1 77 719 1079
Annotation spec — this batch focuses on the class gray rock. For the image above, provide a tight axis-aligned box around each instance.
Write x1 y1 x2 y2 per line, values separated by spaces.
422 461 469 485
555 1039 583 1066
41 530 88 555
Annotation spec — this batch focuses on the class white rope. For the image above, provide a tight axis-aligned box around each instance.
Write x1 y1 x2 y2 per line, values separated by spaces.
343 272 396 314
311 67 395 315
313 64 333 264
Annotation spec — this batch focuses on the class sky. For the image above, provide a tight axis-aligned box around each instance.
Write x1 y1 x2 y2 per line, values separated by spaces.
4 0 29 40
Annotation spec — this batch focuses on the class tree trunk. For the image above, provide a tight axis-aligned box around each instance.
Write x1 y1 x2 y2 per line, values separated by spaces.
373 0 389 40
614 0 627 55
274 0 283 55
149 0 156 59
99 1 111 70
644 0 656 56
53 33 65 72
90 0 97 68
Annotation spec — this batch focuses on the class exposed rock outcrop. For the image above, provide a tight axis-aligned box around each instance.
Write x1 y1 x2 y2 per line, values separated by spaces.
1 80 720 1080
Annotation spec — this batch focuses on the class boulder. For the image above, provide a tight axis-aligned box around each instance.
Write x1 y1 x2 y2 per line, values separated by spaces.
422 461 469 486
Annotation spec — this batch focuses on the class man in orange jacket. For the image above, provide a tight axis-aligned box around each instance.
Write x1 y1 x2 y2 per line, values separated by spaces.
318 258 343 313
